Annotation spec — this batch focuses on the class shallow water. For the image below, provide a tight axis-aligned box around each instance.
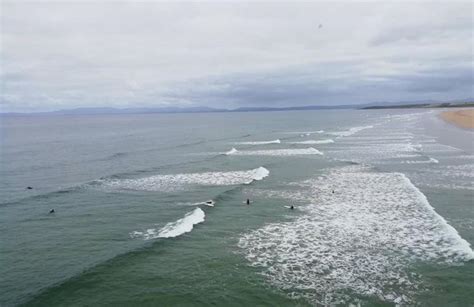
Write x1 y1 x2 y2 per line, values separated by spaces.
1 110 473 306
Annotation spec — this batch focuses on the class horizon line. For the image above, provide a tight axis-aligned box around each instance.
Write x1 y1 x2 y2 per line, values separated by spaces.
1 99 473 115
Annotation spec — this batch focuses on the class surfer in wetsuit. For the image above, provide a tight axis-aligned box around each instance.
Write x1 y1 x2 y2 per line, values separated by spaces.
246 198 250 205
290 205 294 210
49 209 55 214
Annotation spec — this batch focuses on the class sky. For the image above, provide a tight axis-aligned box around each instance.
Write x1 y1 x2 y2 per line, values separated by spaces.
1 0 472 112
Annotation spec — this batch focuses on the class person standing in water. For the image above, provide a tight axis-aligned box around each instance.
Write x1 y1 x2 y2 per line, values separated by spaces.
246 199 250 205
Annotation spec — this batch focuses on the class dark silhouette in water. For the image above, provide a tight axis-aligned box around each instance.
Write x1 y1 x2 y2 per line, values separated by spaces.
26 186 33 190
246 199 250 205
332 190 335 194
290 205 294 210
49 209 55 214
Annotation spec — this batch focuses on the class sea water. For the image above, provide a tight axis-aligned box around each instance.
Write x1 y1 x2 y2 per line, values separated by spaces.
0 110 473 306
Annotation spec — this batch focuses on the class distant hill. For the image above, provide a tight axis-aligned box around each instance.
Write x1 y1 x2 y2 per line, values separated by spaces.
230 105 354 112
1 106 227 116
50 106 227 115
1 104 355 116
2 98 473 115
361 100 474 110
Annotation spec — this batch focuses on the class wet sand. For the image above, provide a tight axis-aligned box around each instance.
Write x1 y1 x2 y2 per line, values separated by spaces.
440 109 474 129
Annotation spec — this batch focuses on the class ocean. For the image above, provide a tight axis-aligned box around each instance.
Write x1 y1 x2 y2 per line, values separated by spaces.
1 109 473 306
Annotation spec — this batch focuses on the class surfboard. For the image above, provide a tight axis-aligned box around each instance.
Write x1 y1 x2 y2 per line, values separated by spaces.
205 201 215 207
202 200 215 207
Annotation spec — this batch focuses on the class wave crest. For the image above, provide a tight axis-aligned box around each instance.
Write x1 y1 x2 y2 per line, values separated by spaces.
225 147 323 156
291 139 334 145
235 139 281 145
131 208 205 240
329 125 374 137
97 167 270 191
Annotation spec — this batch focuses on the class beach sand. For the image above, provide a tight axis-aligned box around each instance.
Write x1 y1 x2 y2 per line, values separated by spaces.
440 109 474 129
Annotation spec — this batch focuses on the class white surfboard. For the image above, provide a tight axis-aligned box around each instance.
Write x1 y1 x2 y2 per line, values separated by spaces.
202 200 215 207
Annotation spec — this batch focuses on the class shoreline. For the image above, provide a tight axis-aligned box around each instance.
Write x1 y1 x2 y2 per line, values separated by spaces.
439 108 474 130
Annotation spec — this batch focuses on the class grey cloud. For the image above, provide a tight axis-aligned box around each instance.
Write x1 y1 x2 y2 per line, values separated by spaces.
369 3 473 47
370 23 473 47
165 63 473 107
399 67 473 93
1 1 472 112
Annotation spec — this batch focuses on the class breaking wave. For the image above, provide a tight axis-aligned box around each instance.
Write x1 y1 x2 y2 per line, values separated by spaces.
284 130 325 135
97 167 269 191
238 166 474 305
131 208 205 240
290 139 334 145
225 148 239 155
235 139 281 145
225 147 323 156
326 142 422 164
402 157 439 164
329 125 374 137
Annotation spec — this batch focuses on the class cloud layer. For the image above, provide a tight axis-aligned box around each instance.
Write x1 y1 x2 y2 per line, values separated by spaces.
1 1 472 112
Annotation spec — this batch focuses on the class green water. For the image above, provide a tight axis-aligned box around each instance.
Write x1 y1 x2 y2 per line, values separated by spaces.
1 110 473 306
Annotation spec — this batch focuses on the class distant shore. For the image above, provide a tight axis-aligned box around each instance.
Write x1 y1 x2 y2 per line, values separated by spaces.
440 109 474 129
361 102 474 110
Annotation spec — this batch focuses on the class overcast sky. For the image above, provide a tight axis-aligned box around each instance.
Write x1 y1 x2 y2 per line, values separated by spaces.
1 0 472 112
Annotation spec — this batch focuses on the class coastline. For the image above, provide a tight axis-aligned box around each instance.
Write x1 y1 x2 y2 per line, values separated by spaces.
439 108 474 130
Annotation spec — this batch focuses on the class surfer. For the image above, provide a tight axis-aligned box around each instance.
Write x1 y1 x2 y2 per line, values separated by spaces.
49 209 55 214
246 198 250 205
332 190 335 194
26 186 33 190
290 205 294 210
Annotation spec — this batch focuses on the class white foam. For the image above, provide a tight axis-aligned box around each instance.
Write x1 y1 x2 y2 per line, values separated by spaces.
226 147 323 156
329 125 374 137
284 130 324 135
131 208 205 240
252 166 271 180
99 167 269 191
326 142 421 164
239 166 474 305
226 147 238 155
416 143 462 153
344 135 414 141
402 157 439 164
400 175 473 257
236 139 281 145
290 139 334 145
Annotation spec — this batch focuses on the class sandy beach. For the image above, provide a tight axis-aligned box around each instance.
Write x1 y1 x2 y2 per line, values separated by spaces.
440 109 474 129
